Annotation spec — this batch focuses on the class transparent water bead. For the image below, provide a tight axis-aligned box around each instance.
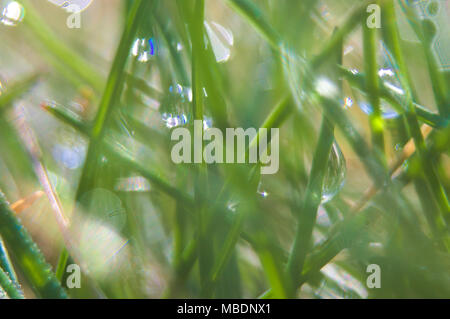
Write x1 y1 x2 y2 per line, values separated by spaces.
322 142 346 203
204 21 234 63
280 45 308 110
52 126 86 170
79 188 127 232
1 1 24 26
342 97 353 109
356 42 411 119
47 0 93 12
161 112 188 129
315 77 339 99
257 181 269 198
357 67 403 119
115 176 151 192
160 84 213 130
132 38 157 63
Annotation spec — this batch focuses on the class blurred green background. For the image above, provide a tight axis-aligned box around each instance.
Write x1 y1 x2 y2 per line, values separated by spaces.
0 0 448 299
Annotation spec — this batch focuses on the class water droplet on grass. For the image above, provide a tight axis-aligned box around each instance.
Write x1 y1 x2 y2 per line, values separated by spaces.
131 38 157 63
342 97 353 109
322 142 346 203
204 21 233 63
318 2 331 21
79 188 127 232
355 43 409 119
315 77 339 99
257 181 269 198
47 0 93 12
1 1 24 26
162 112 188 129
52 126 86 170
115 176 151 192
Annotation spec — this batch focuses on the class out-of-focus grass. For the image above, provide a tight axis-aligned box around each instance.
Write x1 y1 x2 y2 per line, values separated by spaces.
0 0 448 299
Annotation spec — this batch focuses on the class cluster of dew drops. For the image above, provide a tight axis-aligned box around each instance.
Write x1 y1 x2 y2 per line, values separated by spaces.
0 0 348 210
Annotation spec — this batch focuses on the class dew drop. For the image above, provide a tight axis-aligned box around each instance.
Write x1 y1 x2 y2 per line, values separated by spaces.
322 142 346 203
342 97 353 109
1 1 25 26
161 112 188 129
51 119 86 170
79 188 127 232
257 181 269 198
280 46 308 110
226 200 239 213
318 2 331 21
131 37 157 63
355 42 409 119
115 176 151 192
315 77 339 99
204 21 234 63
47 0 93 12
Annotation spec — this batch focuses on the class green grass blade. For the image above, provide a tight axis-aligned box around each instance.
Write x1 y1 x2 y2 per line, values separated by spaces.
0 266 23 299
362 11 384 153
0 192 67 298
286 116 335 289
55 0 154 279
0 236 19 288
21 0 104 92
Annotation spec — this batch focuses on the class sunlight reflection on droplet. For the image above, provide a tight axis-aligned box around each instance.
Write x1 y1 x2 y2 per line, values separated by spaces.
322 142 346 204
79 188 127 232
52 126 86 170
132 38 157 63
342 97 353 109
1 1 25 26
115 176 151 192
315 77 339 99
75 218 130 279
162 112 188 129
319 263 368 299
47 0 93 13
257 181 269 198
204 21 234 63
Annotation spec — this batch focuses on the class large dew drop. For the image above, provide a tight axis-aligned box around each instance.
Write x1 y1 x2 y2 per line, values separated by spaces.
321 142 346 203
78 188 127 232
204 21 234 63
1 1 25 26
355 42 412 119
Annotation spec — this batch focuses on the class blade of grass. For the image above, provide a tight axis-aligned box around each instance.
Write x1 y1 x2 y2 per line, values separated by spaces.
381 0 449 230
261 125 450 298
21 0 104 92
362 9 385 154
0 266 23 299
55 0 154 278
398 2 449 117
339 66 447 128
0 192 67 298
0 236 19 289
0 73 41 109
286 116 335 290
